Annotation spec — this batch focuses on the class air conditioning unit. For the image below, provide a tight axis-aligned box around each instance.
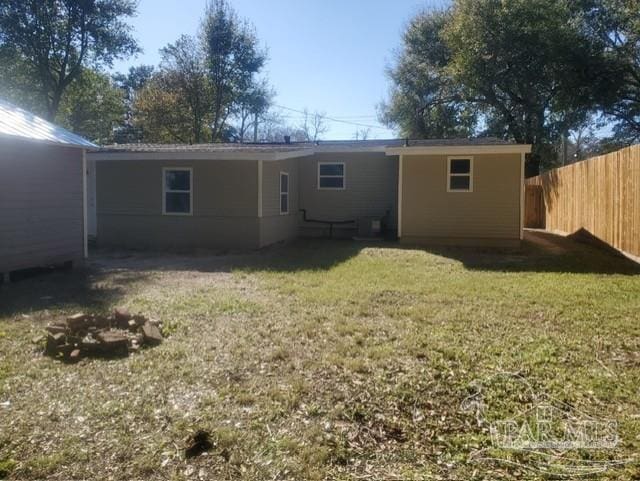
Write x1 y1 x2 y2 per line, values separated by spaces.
357 217 382 238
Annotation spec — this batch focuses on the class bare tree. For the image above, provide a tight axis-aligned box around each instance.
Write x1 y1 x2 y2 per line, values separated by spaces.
353 128 370 140
299 108 328 142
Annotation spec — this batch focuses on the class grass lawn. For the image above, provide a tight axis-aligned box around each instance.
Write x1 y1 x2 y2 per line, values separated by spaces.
1 232 640 480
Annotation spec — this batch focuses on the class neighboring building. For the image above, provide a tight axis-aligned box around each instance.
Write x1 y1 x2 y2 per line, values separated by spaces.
89 139 531 250
0 100 96 281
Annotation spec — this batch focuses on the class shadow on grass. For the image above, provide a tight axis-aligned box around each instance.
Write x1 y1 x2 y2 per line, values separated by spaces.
0 264 148 319
91 232 639 277
398 231 640 275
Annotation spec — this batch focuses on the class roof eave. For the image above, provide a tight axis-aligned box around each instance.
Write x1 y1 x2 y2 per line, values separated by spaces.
0 132 97 150
385 144 532 156
88 149 314 161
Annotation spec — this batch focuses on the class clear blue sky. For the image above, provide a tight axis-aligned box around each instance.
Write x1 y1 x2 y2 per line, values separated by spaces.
111 0 449 139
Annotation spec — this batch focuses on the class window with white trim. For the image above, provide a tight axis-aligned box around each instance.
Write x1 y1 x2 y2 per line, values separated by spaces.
163 167 192 214
447 157 473 192
318 162 345 190
280 172 289 214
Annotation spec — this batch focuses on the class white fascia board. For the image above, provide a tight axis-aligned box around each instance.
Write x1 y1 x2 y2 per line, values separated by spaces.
312 145 388 153
88 149 314 162
385 145 532 156
0 132 97 150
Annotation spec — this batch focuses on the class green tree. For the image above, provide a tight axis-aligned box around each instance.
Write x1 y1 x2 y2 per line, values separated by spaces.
113 65 155 143
58 69 125 144
583 0 640 145
134 35 212 143
234 79 273 142
445 0 614 174
379 10 477 139
201 0 267 141
381 0 619 175
0 0 139 120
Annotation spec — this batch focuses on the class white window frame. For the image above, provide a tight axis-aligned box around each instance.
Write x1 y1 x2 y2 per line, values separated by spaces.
317 162 346 190
162 167 193 215
280 171 289 215
446 156 474 192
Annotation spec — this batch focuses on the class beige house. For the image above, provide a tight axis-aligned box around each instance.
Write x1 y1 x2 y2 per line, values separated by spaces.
89 139 530 250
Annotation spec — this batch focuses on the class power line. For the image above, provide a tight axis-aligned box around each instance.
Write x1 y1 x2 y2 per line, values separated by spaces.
274 104 389 131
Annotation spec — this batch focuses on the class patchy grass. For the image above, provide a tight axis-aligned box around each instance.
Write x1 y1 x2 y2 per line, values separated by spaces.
1 234 640 480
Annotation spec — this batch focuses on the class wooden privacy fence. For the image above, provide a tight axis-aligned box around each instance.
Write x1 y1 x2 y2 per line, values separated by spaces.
525 144 640 259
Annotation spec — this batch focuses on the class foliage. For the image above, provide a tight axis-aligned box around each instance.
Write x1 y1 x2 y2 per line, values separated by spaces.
57 69 125 144
134 35 213 144
0 0 139 120
380 0 625 174
234 79 273 142
112 65 155 143
201 0 267 141
379 10 477 140
583 0 640 145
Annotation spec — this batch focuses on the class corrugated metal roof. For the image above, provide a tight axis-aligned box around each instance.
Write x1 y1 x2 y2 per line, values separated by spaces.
0 99 96 149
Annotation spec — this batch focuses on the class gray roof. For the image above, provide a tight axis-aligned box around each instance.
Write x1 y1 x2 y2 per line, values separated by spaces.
100 137 515 153
0 99 96 149
100 143 312 153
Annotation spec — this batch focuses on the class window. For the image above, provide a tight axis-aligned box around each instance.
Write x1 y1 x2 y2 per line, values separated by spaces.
280 172 289 214
318 162 345 190
163 167 192 215
447 157 473 192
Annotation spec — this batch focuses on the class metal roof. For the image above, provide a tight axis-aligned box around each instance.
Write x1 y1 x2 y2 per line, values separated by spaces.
0 99 96 149
100 137 516 154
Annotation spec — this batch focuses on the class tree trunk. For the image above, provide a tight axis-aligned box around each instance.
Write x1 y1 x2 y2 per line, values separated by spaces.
253 112 258 142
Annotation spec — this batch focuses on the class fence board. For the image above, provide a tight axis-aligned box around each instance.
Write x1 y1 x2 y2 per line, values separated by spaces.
525 145 640 259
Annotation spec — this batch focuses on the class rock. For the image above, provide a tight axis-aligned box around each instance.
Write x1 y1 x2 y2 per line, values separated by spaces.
142 321 163 345
69 349 82 362
92 316 111 329
45 323 67 334
45 333 64 354
96 331 129 354
130 315 148 328
32 335 45 344
66 313 90 331
114 307 131 327
81 334 101 353
56 344 74 357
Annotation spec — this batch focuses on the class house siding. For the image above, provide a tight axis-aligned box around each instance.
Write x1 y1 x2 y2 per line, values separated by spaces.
298 152 398 236
400 153 521 246
259 157 300 247
96 158 260 249
0 138 84 272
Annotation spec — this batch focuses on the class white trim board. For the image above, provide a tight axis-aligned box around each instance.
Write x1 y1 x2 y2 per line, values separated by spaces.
520 152 525 240
446 156 474 193
89 150 313 162
280 171 289 215
386 145 532 156
397 155 403 239
82 149 88 258
257 160 263 218
317 161 346 190
162 167 193 216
